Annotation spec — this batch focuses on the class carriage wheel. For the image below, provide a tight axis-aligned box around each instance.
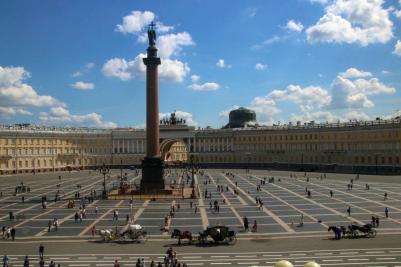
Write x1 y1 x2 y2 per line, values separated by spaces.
368 229 377 238
138 232 148 243
226 236 237 245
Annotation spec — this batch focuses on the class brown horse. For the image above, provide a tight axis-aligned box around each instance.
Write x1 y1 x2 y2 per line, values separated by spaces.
171 229 192 245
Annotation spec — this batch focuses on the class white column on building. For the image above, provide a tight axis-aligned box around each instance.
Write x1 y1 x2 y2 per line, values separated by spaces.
136 140 139 154
117 139 120 154
122 139 125 153
112 139 115 153
193 137 196 152
141 139 144 153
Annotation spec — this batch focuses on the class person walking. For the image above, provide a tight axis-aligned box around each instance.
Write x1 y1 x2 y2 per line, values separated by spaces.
91 226 96 238
384 192 388 201
39 244 44 258
54 218 59 231
39 257 45 267
385 207 389 218
48 220 52 232
330 190 333 198
194 204 198 214
347 206 351 216
243 216 249 232
49 260 56 267
114 259 120 267
252 220 258 232
3 255 9 267
23 255 30 267
375 216 380 227
10 227 15 241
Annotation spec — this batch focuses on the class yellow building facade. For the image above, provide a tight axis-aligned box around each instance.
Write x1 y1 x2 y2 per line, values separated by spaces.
0 118 400 175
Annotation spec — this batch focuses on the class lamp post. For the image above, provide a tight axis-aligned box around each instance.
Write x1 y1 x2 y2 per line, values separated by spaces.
101 163 110 199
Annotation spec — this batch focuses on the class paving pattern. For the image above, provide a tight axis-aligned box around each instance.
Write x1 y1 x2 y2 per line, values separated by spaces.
1 170 401 239
4 248 401 267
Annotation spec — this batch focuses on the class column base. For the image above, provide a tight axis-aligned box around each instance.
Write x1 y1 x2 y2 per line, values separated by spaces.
140 157 165 192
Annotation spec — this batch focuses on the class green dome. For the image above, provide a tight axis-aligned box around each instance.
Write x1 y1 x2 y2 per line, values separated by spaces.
224 107 256 128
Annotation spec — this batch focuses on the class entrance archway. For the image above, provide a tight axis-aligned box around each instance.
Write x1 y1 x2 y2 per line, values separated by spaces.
160 139 188 164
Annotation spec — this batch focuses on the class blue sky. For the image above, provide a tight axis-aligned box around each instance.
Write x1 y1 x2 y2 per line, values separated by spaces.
0 0 400 128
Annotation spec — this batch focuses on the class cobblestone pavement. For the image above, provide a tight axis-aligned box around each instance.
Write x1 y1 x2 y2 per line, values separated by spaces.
1 169 401 266
1 169 401 238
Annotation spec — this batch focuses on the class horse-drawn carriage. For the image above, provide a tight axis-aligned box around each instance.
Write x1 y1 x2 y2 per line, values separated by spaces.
344 224 376 238
329 224 376 239
98 224 148 242
198 226 237 245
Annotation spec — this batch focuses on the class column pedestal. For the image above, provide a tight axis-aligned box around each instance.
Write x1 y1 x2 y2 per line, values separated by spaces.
141 156 165 192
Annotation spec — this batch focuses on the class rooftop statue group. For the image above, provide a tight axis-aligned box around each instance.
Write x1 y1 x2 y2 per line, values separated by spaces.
160 112 186 126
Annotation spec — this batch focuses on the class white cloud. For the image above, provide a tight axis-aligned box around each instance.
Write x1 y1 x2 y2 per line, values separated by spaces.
216 59 231 69
291 110 339 123
188 82 220 91
155 22 174 33
159 110 198 126
105 12 193 83
393 40 401 56
71 81 95 90
102 54 189 82
40 107 116 128
157 32 194 58
255 63 267 70
85 62 95 69
339 67 372 78
0 107 32 119
309 0 329 4
306 0 393 46
0 66 64 110
268 84 332 109
115 11 155 34
286 20 304 32
343 109 370 121
225 67 395 125
159 58 190 82
191 75 200 82
72 62 95 77
330 75 395 109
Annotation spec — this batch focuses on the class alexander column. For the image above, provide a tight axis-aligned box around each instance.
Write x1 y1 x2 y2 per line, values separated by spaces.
140 22 165 192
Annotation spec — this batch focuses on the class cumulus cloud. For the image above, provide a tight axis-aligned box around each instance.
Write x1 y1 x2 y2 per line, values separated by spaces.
40 106 116 128
115 11 155 34
330 74 396 109
102 54 189 82
157 32 194 58
216 59 231 69
188 82 220 91
104 13 193 83
255 63 267 70
159 110 198 126
339 67 372 78
0 66 64 112
268 84 332 109
306 0 393 46
222 67 395 125
191 75 200 82
71 81 95 90
393 40 401 56
286 20 304 32
0 107 32 119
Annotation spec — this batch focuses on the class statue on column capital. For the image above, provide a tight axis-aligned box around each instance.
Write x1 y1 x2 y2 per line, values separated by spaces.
147 21 156 46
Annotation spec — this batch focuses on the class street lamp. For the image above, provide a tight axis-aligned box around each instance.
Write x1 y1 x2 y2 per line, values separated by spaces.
100 163 110 199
